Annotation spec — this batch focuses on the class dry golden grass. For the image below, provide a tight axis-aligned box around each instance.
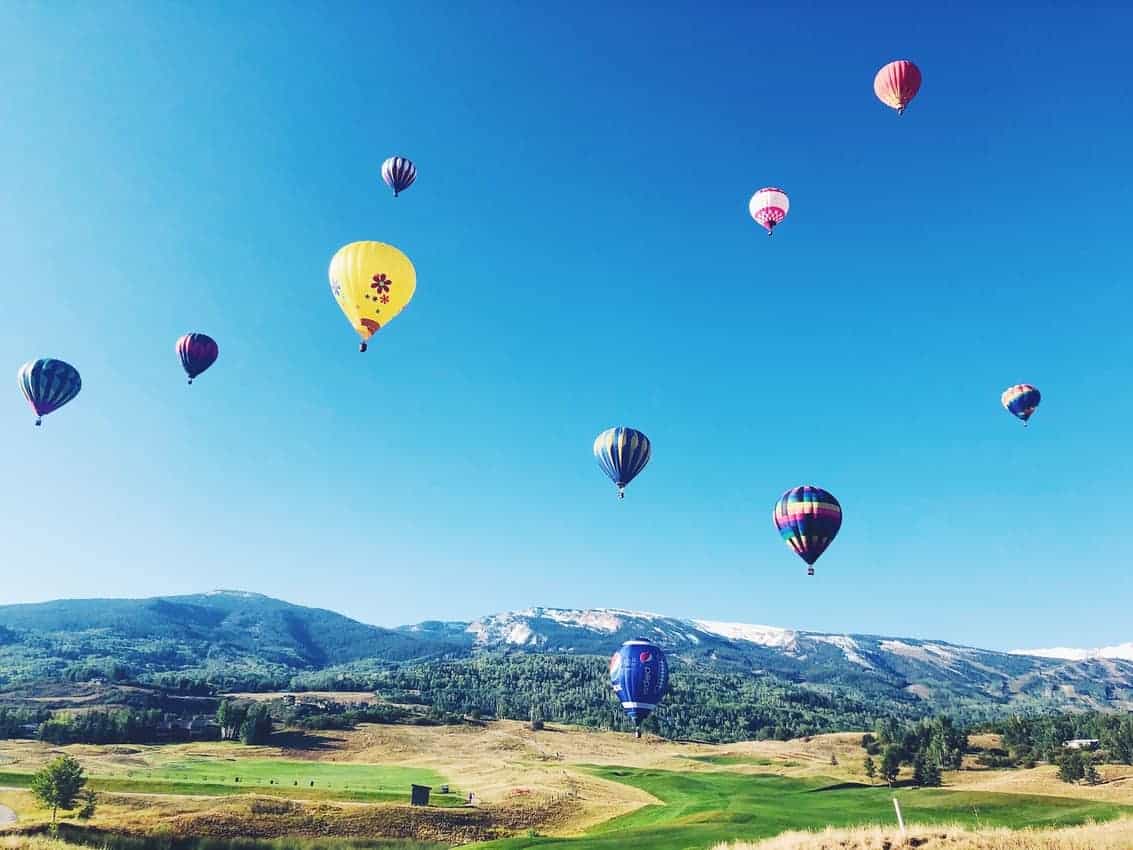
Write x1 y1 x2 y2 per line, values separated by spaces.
0 837 73 850
945 763 1133 803
227 691 382 703
714 817 1133 849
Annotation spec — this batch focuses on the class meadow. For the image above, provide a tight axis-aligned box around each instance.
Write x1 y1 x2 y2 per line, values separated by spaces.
475 766 1133 850
4 724 1133 848
0 757 462 807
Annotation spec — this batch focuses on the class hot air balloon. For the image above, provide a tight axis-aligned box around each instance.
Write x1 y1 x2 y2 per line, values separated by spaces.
176 333 218 385
773 486 842 576
18 359 81 426
593 427 651 499
874 60 922 115
328 241 417 352
1002 384 1041 426
749 187 789 236
381 156 417 197
609 639 669 738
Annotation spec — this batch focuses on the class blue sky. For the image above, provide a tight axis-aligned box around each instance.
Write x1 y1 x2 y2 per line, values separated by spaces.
1 3 1131 650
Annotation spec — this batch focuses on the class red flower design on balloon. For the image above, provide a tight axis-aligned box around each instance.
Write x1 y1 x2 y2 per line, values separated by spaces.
380 294 390 304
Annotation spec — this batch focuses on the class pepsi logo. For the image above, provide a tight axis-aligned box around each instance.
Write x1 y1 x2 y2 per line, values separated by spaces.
639 651 652 662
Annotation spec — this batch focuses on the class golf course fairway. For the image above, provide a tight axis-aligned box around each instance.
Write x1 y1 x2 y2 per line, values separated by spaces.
476 767 1133 849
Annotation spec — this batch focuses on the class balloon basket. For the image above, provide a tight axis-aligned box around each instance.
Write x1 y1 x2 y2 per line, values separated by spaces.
807 567 815 576
359 342 368 353
34 418 42 427
635 728 641 739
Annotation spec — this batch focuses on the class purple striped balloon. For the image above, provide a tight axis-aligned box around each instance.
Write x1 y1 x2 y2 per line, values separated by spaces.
176 333 219 385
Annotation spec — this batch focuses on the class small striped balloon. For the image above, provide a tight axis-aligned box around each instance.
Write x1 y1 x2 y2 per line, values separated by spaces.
176 333 219 385
749 187 789 236
773 485 842 576
593 427 652 499
874 60 922 115
381 156 417 197
18 358 81 426
1002 384 1041 426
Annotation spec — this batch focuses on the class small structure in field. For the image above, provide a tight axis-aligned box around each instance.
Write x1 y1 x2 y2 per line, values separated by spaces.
1064 738 1100 750
410 784 431 806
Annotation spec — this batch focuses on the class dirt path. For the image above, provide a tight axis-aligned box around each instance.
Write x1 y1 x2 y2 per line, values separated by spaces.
0 803 16 825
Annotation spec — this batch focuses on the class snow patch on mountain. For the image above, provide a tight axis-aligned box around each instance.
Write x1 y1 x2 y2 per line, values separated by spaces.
1011 643 1133 662
539 608 645 632
693 620 796 647
813 634 873 668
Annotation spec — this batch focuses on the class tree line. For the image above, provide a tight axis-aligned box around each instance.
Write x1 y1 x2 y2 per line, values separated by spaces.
861 715 967 788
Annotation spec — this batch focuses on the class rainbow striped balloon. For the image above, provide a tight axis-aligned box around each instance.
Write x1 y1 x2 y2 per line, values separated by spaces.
1002 384 1041 426
773 486 842 576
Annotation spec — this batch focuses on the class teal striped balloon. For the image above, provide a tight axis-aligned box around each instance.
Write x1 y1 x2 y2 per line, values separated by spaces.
593 427 651 499
18 359 81 426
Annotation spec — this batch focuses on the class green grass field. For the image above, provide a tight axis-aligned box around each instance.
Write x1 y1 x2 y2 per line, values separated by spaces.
682 754 776 767
477 766 1133 850
0 759 464 807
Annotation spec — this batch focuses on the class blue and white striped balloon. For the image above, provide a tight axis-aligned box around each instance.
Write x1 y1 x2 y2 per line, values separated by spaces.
18 359 81 426
381 156 417 197
593 427 651 499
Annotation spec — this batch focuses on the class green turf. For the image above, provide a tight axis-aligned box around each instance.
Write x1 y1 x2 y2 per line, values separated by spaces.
0 760 464 807
475 766 1133 849
682 754 775 767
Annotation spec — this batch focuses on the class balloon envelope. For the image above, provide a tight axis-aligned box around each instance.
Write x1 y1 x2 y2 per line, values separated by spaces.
874 60 922 114
773 486 843 570
609 639 669 728
176 333 218 383
328 241 416 350
381 156 417 197
18 359 81 425
593 427 651 497
1002 384 1041 424
749 187 789 234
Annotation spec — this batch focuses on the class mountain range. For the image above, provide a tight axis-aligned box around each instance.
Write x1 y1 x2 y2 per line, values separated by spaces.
0 591 1130 721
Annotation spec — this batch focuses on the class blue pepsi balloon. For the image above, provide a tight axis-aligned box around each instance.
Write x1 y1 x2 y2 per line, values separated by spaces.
18 359 81 427
609 639 669 737
593 427 651 499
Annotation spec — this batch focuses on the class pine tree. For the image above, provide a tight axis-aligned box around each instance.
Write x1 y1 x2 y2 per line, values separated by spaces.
881 745 902 787
1084 761 1101 786
1058 750 1086 784
863 755 877 783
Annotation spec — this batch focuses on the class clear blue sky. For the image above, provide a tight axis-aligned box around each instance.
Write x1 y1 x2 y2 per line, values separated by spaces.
2 3 1131 651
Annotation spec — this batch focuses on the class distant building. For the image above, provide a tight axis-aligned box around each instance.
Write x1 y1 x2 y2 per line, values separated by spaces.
1063 739 1100 750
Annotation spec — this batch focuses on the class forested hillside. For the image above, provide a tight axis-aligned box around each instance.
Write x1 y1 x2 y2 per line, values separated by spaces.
2 591 1132 741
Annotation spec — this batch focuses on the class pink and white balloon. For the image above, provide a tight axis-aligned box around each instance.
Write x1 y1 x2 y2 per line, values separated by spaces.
749 187 789 236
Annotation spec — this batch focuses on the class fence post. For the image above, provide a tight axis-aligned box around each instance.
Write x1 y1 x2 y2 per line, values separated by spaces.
892 797 906 836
